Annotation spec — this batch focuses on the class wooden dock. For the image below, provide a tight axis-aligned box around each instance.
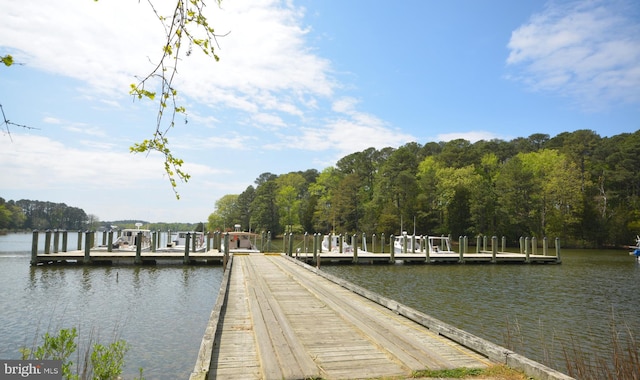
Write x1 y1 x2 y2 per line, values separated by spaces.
32 249 224 265
191 253 572 380
295 250 561 264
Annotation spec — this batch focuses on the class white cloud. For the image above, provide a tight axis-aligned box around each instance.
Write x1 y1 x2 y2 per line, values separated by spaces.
506 0 640 109
298 97 414 156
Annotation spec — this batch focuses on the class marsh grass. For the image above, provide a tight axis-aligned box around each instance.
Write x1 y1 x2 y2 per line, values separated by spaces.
503 312 639 380
20 326 144 380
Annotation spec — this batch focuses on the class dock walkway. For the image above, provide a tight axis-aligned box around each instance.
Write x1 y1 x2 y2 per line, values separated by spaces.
199 253 489 379
191 253 573 380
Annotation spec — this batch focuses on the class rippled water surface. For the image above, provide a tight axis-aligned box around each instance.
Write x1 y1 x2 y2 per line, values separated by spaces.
0 233 223 380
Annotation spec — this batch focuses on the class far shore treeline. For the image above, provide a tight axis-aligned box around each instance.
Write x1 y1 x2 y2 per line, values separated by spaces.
0 199 203 233
208 130 639 249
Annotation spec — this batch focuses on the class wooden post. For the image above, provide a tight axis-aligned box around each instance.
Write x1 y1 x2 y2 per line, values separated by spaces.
192 231 197 252
402 234 407 253
267 231 271 252
107 230 113 252
304 232 308 254
389 234 394 256
525 237 530 263
206 232 211 252
30 230 39 265
183 232 191 264
62 230 68 252
476 235 481 253
77 230 83 251
84 230 92 264
223 233 229 271
425 236 430 263
389 235 395 264
483 235 488 252
352 234 358 263
288 233 294 257
458 236 464 263
380 233 385 254
543 237 548 256
532 236 537 255
464 236 468 254
102 230 107 247
362 232 367 252
339 234 344 254
312 233 317 263
44 230 52 254
372 233 376 253
53 230 59 253
519 236 524 254
502 236 506 252
492 236 497 263
555 238 561 263
152 231 157 253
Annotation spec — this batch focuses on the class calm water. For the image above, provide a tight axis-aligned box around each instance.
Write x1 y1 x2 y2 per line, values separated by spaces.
0 233 223 380
2 233 639 377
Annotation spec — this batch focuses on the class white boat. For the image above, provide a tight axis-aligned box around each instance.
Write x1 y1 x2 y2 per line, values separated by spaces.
629 235 640 258
169 231 205 251
321 234 352 253
112 228 152 251
221 225 259 252
393 233 454 255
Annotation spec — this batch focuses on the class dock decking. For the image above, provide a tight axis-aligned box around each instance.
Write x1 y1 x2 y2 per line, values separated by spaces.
32 249 224 265
190 253 572 380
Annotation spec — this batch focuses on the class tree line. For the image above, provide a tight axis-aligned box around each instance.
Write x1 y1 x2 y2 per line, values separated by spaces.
0 199 89 231
0 200 205 233
207 130 640 248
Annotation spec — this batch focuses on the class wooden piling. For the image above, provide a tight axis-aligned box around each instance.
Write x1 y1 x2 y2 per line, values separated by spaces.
476 235 481 253
53 230 59 253
223 233 229 270
525 237 530 263
491 236 497 263
352 234 358 263
107 230 113 252
30 230 38 265
381 233 385 254
532 237 537 255
288 233 294 257
184 232 191 264
62 230 68 252
555 238 561 263
543 237 548 256
77 231 83 251
458 236 464 263
502 236 506 252
84 231 92 264
372 233 376 253
43 230 51 254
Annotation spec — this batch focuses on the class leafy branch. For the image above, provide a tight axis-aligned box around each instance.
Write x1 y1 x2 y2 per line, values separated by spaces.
1 55 34 140
129 0 226 199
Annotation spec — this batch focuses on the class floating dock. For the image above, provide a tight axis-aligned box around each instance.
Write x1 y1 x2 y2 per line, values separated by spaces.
190 253 572 380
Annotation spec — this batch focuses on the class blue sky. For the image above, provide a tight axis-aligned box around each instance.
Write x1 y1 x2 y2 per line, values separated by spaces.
1 0 638 223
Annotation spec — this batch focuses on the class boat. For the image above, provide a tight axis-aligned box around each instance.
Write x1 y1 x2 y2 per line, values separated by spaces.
112 228 152 251
221 225 259 252
169 231 205 251
321 234 352 253
629 235 640 258
393 232 454 255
